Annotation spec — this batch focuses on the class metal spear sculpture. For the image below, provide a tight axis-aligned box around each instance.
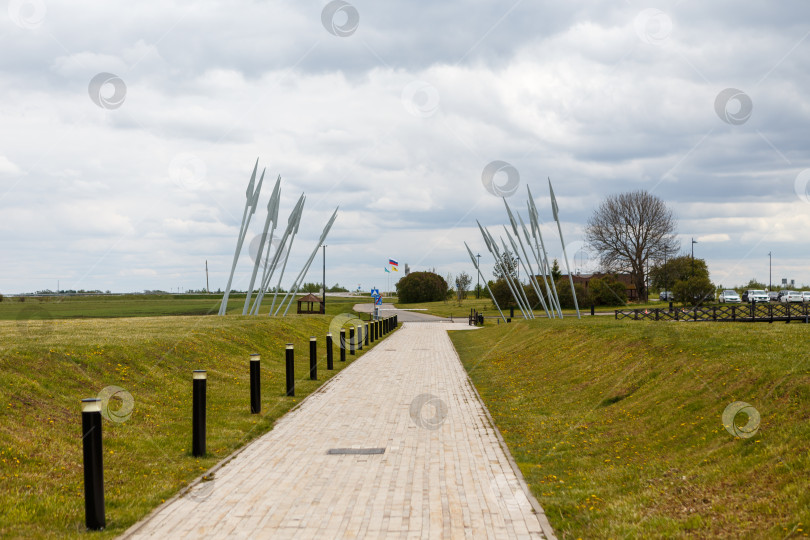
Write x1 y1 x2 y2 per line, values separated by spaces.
502 198 551 318
527 186 563 317
477 220 530 319
498 236 535 319
243 175 281 315
517 212 556 318
268 194 306 315
278 207 339 316
549 178 581 319
503 225 550 318
218 159 265 316
464 241 507 322
251 193 305 315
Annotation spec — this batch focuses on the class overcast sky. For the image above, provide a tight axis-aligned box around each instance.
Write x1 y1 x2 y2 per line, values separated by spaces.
1 0 809 295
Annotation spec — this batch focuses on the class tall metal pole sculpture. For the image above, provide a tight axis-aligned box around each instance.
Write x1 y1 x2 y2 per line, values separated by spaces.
498 236 535 319
243 175 281 315
279 207 339 316
465 242 506 323
502 198 551 318
503 225 550 318
527 186 563 318
269 194 306 315
477 220 530 319
549 178 581 319
517 212 556 318
250 193 305 315
219 160 265 315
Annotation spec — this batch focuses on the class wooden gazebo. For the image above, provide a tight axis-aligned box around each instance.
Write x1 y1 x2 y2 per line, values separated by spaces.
296 293 325 314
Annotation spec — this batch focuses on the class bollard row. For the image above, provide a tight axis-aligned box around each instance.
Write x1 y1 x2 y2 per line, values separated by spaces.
80 321 390 529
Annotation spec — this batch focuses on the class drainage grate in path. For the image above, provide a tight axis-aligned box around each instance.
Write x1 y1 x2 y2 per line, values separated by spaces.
327 448 385 455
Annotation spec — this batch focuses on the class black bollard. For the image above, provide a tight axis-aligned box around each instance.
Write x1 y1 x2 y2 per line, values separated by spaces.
81 397 105 530
326 332 334 370
669 301 673 311
250 353 261 414
357 325 363 351
591 304 595 316
285 344 295 396
369 321 375 343
507 317 511 323
309 337 317 380
349 327 355 355
340 329 346 362
365 323 369 346
192 370 207 457
510 306 515 318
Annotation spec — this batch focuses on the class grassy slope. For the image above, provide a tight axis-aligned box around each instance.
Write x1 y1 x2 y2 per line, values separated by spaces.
0 311 389 538
450 318 810 538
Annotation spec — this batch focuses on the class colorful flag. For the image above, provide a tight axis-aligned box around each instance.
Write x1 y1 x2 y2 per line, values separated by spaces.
385 267 390 273
389 259 398 267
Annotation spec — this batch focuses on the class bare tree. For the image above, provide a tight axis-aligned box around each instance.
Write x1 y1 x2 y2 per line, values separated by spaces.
585 190 678 300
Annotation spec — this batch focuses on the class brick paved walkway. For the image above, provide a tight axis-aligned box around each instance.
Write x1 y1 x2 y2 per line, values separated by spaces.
122 322 554 539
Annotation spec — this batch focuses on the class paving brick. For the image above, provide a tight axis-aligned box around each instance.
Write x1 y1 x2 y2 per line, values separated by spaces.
122 322 553 539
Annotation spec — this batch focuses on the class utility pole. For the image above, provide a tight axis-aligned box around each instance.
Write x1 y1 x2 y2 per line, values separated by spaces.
476 253 481 298
205 260 209 293
768 252 772 291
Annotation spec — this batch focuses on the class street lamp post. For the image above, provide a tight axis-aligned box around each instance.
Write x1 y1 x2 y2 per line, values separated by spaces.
691 238 698 276
476 253 481 298
768 251 772 291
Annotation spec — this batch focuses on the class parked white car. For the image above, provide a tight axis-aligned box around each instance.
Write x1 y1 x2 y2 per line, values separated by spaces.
802 292 810 303
780 291 803 303
718 290 741 303
742 290 769 303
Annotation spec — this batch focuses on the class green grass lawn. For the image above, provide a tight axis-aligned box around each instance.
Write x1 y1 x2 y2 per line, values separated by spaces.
449 318 810 538
0 311 393 538
0 294 371 321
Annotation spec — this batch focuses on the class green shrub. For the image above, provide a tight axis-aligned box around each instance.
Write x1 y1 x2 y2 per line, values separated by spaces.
396 272 448 303
589 275 628 306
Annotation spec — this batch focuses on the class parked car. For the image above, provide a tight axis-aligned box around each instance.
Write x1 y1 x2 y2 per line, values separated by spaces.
781 290 803 303
718 290 741 303
802 291 810 303
742 290 769 303
768 291 780 302
777 290 790 301
659 290 674 301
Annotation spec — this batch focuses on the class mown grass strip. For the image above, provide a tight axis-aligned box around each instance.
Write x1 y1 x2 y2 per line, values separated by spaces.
450 317 810 538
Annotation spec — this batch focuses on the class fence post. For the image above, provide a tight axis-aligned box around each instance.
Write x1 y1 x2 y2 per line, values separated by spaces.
250 353 260 414
81 397 105 531
192 370 207 457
